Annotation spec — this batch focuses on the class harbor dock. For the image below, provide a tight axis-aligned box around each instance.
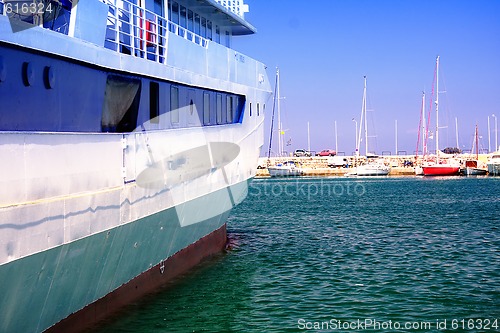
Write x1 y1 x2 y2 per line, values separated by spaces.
257 154 491 177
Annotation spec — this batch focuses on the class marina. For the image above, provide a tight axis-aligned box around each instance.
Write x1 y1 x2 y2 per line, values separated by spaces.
258 153 496 177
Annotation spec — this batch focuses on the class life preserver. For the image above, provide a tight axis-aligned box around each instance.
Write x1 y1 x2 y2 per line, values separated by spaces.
138 12 156 48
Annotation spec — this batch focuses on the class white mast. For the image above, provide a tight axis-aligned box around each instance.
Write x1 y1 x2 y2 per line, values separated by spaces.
276 68 282 157
307 121 310 153
357 76 368 156
395 119 398 155
334 120 338 153
422 91 426 155
435 56 440 162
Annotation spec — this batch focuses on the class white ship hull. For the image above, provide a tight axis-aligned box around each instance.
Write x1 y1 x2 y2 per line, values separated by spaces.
0 0 272 331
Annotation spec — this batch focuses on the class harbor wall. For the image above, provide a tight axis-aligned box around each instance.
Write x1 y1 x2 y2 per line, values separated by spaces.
257 154 491 177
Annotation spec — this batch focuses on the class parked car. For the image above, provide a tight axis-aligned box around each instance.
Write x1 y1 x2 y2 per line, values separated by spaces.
327 156 349 168
293 149 311 157
316 149 337 156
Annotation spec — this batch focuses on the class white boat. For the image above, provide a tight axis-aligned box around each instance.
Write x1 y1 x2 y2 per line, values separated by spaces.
266 68 303 177
464 125 488 175
353 76 391 176
488 148 500 176
268 161 304 177
356 162 391 176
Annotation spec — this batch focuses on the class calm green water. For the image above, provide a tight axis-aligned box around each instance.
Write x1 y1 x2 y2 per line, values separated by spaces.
92 177 500 332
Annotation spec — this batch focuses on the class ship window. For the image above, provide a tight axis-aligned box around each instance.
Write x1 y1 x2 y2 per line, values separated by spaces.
203 92 210 125
201 18 206 38
207 21 212 40
170 86 179 124
194 13 201 35
216 94 222 124
257 103 260 116
227 95 233 123
171 1 179 25
215 26 220 43
150 82 159 123
187 10 193 31
249 103 252 117
179 5 186 28
101 75 141 133
225 31 230 47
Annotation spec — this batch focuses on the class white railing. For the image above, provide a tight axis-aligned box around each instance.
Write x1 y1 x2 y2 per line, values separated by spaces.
102 0 209 65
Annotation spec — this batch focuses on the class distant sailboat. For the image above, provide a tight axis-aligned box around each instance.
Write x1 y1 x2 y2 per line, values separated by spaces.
464 125 487 175
354 76 390 176
267 68 303 177
421 56 460 176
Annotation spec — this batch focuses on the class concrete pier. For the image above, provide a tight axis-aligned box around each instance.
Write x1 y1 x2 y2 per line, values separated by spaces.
256 154 491 177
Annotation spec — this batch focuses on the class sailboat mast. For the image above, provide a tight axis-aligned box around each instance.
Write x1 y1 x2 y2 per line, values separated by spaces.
364 76 368 156
266 68 279 163
357 76 367 156
475 124 479 160
435 56 440 162
422 92 426 156
276 68 282 157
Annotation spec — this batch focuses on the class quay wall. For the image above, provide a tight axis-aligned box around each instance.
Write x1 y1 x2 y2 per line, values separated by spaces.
256 154 491 177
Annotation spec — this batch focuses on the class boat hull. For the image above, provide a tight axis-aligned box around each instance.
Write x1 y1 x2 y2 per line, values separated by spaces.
465 167 488 176
356 165 391 176
45 223 228 333
268 167 304 177
488 163 500 176
422 165 460 176
0 179 249 333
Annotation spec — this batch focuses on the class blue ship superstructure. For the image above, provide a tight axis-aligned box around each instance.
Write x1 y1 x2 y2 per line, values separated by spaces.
0 1 271 332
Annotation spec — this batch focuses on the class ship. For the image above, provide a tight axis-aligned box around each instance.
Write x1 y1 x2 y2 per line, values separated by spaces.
0 0 271 332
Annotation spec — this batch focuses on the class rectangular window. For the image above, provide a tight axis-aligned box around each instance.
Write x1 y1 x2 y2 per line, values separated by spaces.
150 81 159 123
194 13 201 35
249 102 252 117
179 6 187 28
170 86 179 123
225 31 230 47
257 103 260 116
207 21 212 40
226 95 233 123
203 92 210 125
216 94 222 124
187 10 194 31
215 26 220 43
171 1 179 25
201 17 206 38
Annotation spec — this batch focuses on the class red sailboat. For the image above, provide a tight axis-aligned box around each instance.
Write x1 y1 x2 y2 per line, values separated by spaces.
422 56 460 176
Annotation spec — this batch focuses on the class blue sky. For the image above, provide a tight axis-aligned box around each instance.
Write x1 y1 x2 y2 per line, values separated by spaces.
233 1 500 156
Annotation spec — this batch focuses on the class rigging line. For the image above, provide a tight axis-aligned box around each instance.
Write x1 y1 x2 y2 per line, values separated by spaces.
415 92 425 159
266 68 279 164
424 64 437 155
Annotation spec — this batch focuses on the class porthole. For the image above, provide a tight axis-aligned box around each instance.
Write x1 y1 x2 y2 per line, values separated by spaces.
0 56 6 82
43 66 55 89
22 62 34 86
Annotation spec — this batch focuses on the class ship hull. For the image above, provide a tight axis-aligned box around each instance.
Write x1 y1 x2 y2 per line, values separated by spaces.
422 165 460 176
356 165 391 176
0 2 271 331
488 163 500 176
0 179 249 333
268 166 304 177
46 220 229 333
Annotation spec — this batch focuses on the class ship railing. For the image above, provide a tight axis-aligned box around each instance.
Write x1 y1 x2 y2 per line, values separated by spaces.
102 0 209 65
